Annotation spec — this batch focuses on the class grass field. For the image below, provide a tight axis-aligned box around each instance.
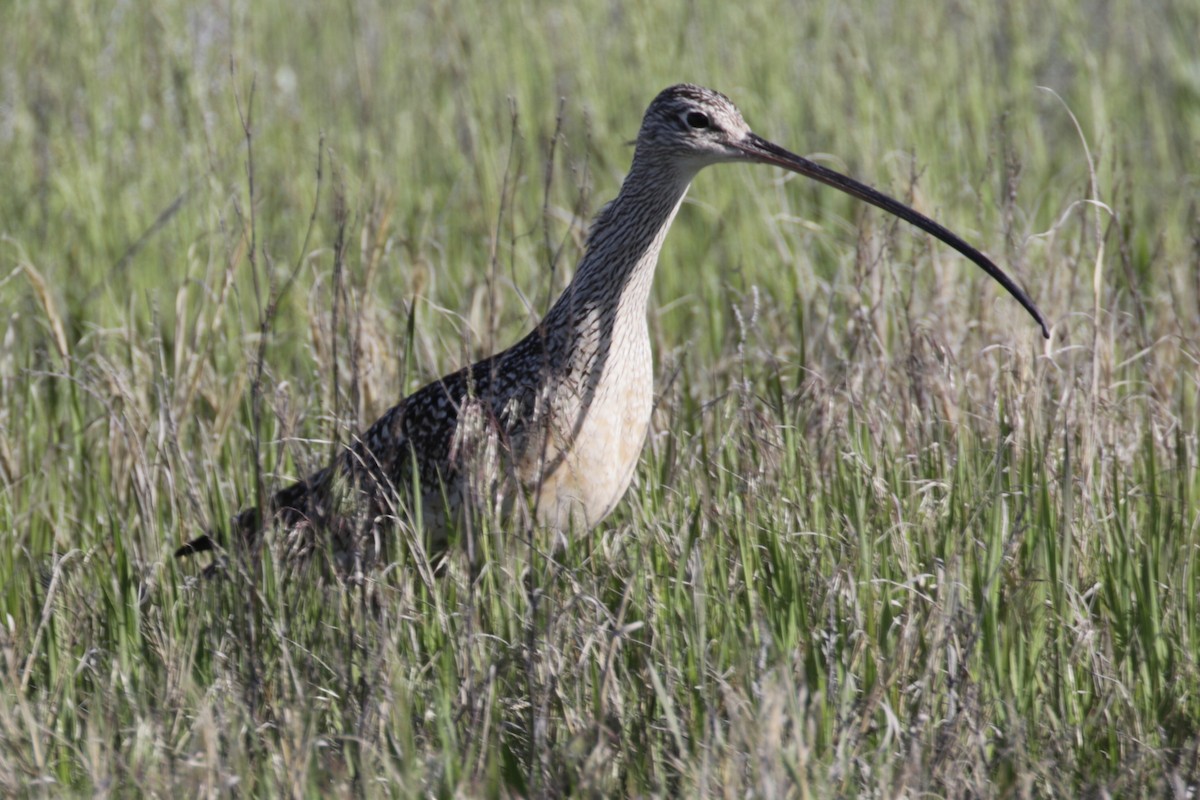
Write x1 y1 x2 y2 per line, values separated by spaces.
2 0 1198 795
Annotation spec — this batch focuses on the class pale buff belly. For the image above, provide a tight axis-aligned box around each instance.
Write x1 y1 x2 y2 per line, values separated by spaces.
523 344 654 533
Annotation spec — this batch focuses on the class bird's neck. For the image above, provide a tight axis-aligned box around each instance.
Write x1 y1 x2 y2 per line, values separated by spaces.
542 159 695 347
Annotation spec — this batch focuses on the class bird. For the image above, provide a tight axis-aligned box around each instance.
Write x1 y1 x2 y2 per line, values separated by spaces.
175 83 1049 569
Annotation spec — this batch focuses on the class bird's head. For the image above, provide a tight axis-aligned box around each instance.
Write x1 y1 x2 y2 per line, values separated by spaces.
631 83 1050 338
635 84 755 169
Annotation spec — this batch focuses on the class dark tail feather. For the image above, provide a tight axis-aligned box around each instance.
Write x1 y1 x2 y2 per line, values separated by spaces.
175 469 328 561
173 505 262 560
174 534 216 558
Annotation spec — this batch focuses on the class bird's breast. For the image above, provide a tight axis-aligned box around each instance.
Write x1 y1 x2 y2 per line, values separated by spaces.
524 326 654 532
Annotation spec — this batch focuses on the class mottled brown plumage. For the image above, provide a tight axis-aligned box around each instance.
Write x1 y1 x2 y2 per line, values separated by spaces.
176 84 1047 567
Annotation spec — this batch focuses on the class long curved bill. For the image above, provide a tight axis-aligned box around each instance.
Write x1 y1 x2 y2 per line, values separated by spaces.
733 132 1049 339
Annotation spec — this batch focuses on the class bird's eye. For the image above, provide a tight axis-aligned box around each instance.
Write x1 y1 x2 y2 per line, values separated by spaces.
685 111 710 129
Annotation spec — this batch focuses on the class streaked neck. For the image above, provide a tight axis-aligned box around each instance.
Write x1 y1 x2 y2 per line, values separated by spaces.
544 158 696 339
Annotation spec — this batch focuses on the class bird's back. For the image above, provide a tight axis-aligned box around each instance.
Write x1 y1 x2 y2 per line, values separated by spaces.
183 323 578 563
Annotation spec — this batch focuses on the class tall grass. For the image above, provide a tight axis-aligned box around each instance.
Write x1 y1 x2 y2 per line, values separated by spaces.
1 0 1197 795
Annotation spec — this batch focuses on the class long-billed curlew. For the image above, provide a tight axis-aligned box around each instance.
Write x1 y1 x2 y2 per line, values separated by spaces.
176 84 1048 566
